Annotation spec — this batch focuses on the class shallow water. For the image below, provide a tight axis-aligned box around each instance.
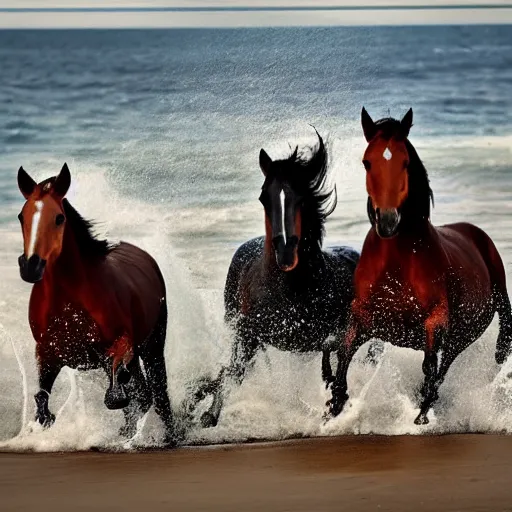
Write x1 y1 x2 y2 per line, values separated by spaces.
0 27 512 451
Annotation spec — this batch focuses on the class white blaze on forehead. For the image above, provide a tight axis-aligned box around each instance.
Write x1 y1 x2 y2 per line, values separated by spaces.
279 189 286 241
27 200 43 258
383 147 393 160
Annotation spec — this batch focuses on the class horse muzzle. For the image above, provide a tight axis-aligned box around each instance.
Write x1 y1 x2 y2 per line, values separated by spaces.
18 254 47 283
273 235 299 272
375 208 401 238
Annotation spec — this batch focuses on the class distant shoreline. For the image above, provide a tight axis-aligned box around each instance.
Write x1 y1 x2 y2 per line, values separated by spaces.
1 4 512 12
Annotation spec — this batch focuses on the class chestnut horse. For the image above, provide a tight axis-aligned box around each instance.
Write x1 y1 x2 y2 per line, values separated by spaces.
193 130 377 428
17 164 176 445
328 108 512 425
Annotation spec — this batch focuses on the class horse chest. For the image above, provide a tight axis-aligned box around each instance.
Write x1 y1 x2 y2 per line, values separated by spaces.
241 283 338 352
355 269 430 349
36 302 107 369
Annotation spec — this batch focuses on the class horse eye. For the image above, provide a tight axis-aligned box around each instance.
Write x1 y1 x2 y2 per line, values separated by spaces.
362 160 371 171
56 214 65 226
18 212 23 224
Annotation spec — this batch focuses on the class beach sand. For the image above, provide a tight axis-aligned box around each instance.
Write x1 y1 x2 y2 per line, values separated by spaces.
1 434 512 511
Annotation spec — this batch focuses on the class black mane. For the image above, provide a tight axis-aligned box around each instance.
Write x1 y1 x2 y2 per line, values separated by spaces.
62 199 112 258
275 132 336 249
374 117 434 223
38 176 111 258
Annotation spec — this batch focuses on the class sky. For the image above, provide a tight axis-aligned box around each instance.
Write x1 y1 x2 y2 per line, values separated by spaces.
0 1 511 27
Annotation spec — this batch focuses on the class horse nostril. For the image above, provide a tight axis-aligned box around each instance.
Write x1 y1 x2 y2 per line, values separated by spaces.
19 254 47 283
376 208 400 238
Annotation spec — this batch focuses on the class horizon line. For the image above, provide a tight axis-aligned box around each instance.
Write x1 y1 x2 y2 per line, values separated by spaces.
2 4 512 13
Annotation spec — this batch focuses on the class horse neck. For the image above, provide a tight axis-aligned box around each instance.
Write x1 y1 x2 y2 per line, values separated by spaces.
47 224 92 292
297 204 324 263
398 192 432 237
399 208 431 235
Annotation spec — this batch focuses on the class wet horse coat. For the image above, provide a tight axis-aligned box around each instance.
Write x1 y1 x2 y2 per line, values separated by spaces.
328 109 512 425
17 164 176 444
194 131 373 428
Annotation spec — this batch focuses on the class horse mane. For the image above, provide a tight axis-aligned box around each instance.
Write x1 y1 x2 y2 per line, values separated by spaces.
62 199 112 258
278 132 336 248
374 118 434 222
37 176 112 258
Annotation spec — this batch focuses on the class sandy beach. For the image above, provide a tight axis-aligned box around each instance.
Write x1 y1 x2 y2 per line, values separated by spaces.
1 435 512 511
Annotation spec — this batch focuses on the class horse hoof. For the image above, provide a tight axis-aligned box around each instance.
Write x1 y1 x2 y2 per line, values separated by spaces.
200 411 218 428
496 349 508 365
325 392 348 418
104 386 130 410
160 430 179 448
36 412 56 429
414 413 429 425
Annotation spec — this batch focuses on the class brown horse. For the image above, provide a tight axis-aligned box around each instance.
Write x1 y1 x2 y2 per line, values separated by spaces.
328 108 512 425
17 164 176 445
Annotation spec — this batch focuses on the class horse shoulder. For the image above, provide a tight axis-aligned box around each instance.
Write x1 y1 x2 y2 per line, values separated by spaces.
76 259 131 341
224 237 264 317
436 223 495 297
393 227 450 308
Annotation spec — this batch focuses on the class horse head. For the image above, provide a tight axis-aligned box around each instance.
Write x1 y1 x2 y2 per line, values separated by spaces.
258 128 333 272
17 163 71 282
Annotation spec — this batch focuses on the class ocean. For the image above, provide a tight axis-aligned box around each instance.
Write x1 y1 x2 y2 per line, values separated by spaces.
0 26 512 450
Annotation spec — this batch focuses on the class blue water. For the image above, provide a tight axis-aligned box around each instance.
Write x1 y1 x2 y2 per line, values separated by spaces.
1 27 511 210
0 27 512 450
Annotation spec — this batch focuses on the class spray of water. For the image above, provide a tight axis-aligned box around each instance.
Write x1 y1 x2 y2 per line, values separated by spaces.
0 135 512 451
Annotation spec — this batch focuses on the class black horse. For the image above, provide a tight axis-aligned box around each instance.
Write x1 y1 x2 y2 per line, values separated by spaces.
194 130 378 428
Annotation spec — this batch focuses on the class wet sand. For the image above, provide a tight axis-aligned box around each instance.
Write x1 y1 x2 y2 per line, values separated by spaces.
1 435 512 512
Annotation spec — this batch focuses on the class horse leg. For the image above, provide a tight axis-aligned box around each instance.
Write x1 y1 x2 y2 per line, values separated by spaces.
200 334 259 428
35 361 61 428
140 302 176 446
494 286 512 364
119 358 152 439
414 302 449 424
142 347 176 446
322 349 334 388
414 337 460 425
327 322 368 417
104 357 130 411
104 335 133 410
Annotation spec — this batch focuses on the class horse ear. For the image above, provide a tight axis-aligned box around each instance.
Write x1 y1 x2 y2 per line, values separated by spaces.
259 149 272 176
361 107 377 142
18 166 37 199
53 163 71 198
400 108 413 138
